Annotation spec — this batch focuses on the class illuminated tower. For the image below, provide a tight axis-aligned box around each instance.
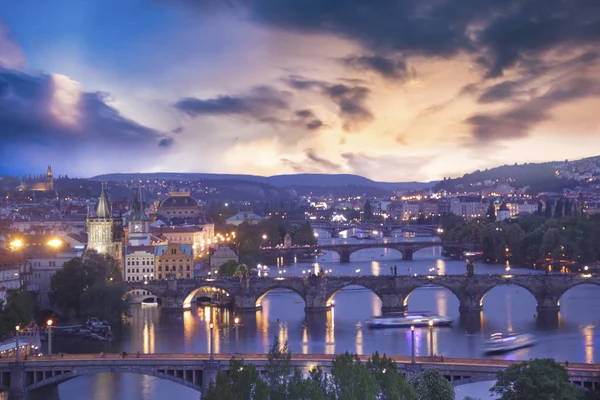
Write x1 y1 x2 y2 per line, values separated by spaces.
86 184 123 264
128 183 151 246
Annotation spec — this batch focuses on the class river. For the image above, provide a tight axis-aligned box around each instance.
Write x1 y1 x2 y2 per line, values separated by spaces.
44 236 600 400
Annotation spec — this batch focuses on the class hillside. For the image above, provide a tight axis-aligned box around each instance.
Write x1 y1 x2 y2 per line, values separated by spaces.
91 172 434 192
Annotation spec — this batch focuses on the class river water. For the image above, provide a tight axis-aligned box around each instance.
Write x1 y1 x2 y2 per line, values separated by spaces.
45 236 600 400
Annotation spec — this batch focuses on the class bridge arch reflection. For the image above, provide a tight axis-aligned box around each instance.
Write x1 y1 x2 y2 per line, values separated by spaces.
255 287 305 309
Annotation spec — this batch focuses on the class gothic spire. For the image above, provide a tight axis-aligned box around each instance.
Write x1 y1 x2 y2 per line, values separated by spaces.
96 183 111 218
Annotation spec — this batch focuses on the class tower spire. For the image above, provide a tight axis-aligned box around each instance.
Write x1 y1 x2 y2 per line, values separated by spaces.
96 182 111 218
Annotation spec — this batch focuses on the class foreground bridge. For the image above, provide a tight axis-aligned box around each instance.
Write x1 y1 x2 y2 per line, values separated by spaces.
129 274 600 316
261 240 474 262
1 353 598 399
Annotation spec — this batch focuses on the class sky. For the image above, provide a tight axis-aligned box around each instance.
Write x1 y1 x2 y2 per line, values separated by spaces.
1 0 600 182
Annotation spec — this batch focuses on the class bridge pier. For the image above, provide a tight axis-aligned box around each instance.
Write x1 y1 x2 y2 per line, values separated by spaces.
201 361 220 396
459 310 483 334
339 250 351 263
234 294 260 311
402 249 413 261
8 364 26 400
381 294 407 314
458 293 483 313
535 295 560 314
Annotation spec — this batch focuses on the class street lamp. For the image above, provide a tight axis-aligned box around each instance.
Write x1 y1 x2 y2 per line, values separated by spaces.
47 319 53 355
428 320 433 357
410 325 415 364
15 325 20 362
234 317 240 354
262 234 267 240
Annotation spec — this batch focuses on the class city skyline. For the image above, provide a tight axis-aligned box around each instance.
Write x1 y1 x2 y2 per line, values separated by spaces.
1 0 600 181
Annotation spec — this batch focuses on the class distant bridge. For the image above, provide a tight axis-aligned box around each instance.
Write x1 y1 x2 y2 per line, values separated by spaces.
261 240 474 262
1 353 598 399
129 274 600 316
307 221 442 237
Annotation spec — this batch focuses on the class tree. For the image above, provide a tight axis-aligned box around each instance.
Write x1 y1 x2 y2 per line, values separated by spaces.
363 200 373 220
204 358 269 400
264 334 293 400
218 260 239 277
79 284 130 325
292 222 317 246
0 291 35 336
287 367 328 400
329 352 379 400
50 258 90 318
409 369 455 400
486 203 496 222
491 358 584 400
366 351 416 400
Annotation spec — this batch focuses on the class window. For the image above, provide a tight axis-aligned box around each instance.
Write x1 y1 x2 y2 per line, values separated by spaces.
186 265 190 271
158 274 162 279
158 266 162 272
127 261 131 266
171 248 176 254
136 269 139 273
142 261 145 266
136 261 140 266
186 273 190 278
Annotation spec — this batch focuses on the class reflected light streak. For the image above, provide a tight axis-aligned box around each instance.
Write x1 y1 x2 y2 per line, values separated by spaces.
435 290 447 318
325 308 335 355
142 320 155 354
183 310 194 350
582 324 594 364
356 328 363 355
436 259 446 276
302 325 309 355
278 323 289 352
506 292 513 333
371 261 381 277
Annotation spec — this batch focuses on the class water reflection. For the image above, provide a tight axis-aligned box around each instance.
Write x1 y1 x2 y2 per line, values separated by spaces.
582 324 595 364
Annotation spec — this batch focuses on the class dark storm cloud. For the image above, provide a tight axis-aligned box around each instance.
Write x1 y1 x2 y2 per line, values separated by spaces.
305 148 341 171
158 137 175 148
295 109 325 130
477 81 520 103
174 85 292 120
0 68 170 151
466 77 600 142
178 0 600 78
284 76 373 132
343 55 409 80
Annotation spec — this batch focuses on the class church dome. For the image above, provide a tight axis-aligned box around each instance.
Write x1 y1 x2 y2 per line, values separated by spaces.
159 192 200 208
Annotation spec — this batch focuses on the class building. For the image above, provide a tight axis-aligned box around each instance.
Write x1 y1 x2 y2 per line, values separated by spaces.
450 201 488 219
156 192 202 221
155 243 193 280
151 224 215 257
19 166 54 192
209 244 239 274
496 203 511 221
86 185 123 266
225 212 264 226
124 246 155 282
127 185 151 246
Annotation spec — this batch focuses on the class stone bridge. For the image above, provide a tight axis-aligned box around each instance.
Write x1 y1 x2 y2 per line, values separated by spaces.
1 353 598 399
308 222 441 238
129 274 600 315
261 240 474 262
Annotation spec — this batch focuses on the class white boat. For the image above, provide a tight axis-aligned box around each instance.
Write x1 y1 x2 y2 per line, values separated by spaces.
367 313 453 329
482 332 537 354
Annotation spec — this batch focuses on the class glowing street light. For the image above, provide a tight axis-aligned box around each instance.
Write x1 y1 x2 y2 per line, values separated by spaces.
9 239 23 250
262 234 267 240
410 326 415 364
428 320 434 357
47 319 53 355
47 238 63 248
233 317 241 354
15 325 20 362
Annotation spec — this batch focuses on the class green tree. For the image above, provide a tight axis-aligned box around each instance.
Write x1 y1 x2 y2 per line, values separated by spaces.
218 260 239 277
292 222 317 246
287 367 329 400
490 358 584 400
409 369 455 400
329 352 379 400
79 284 130 325
486 203 496 222
204 358 269 400
264 334 293 400
0 291 35 336
363 200 373 220
366 351 416 400
49 257 90 318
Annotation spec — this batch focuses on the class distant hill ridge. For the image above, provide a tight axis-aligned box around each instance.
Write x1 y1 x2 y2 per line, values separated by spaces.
91 172 434 191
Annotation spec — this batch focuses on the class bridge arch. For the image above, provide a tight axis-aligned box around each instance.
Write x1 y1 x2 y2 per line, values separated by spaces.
347 247 404 261
558 281 600 315
403 282 461 309
125 288 158 303
26 367 203 393
255 285 306 308
182 284 234 309
325 283 383 308
479 281 539 310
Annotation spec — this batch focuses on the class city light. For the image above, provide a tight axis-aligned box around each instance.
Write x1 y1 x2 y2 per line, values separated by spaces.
47 238 63 248
9 239 23 250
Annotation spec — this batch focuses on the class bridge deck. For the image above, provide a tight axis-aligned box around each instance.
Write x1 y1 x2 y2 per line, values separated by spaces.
3 353 598 372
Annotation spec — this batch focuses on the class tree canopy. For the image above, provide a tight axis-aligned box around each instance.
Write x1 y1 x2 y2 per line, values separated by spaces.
490 358 584 400
0 291 35 336
409 369 455 400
